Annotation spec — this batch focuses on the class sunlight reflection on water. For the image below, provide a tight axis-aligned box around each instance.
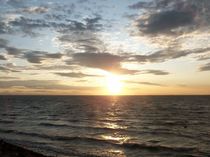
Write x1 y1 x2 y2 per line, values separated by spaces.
98 96 131 156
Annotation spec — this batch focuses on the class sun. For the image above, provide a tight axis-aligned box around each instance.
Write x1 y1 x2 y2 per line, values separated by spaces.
106 73 123 95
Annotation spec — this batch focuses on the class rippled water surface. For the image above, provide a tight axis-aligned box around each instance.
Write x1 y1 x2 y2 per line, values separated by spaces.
0 96 210 157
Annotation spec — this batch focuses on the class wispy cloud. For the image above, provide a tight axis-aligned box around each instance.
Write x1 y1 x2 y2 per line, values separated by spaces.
140 69 170 75
0 80 99 90
132 47 210 63
19 6 49 14
0 66 20 73
199 62 210 71
55 72 100 78
126 80 165 87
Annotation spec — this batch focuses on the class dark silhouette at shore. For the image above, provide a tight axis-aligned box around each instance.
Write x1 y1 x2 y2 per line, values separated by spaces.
0 140 50 157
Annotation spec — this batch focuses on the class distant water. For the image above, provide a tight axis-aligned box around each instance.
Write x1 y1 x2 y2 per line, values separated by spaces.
0 96 210 157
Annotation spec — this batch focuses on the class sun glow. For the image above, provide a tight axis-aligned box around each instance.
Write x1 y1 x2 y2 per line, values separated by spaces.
106 73 123 95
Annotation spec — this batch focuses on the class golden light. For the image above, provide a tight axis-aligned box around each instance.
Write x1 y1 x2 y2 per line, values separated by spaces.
106 73 123 95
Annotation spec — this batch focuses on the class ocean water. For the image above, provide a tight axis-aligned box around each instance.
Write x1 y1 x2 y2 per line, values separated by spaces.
0 96 209 157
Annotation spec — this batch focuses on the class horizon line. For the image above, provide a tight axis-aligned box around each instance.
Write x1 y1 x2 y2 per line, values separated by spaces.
0 94 210 96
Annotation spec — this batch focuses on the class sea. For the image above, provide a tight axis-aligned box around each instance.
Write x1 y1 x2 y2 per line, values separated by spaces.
0 95 209 157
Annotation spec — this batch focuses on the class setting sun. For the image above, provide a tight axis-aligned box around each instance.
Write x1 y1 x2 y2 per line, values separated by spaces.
106 74 123 95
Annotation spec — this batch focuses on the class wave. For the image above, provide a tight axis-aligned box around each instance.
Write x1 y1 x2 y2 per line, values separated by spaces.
0 119 14 124
38 122 130 132
39 122 68 127
0 128 207 156
121 143 196 152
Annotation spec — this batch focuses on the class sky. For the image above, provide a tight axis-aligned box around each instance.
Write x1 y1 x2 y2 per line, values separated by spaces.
0 0 210 95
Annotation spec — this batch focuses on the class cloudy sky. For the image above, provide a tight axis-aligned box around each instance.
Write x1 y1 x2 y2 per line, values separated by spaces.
0 0 210 95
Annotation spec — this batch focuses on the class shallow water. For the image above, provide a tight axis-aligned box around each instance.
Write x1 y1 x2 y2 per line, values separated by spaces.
0 96 210 157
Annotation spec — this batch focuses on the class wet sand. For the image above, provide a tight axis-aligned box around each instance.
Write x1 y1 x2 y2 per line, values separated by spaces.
0 140 50 157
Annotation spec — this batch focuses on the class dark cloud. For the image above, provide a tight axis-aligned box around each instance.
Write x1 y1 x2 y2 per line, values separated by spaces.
45 53 63 59
196 54 210 61
68 52 137 74
5 47 23 56
23 51 63 64
0 55 6 60
136 10 193 35
0 21 10 34
58 33 105 55
59 15 102 33
133 47 210 63
0 66 20 72
126 81 165 87
55 72 99 78
199 62 210 71
129 1 153 10
141 69 170 75
131 0 210 36
72 52 123 69
10 17 49 36
0 38 8 48
1 39 63 64
3 12 102 36
23 51 44 64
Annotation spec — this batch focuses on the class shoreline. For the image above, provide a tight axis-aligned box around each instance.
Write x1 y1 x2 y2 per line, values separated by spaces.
0 140 51 157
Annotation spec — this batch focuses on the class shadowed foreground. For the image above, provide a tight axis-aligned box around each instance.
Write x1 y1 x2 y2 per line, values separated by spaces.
0 140 50 157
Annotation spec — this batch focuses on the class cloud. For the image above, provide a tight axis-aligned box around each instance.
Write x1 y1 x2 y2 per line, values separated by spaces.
33 65 77 70
0 38 8 48
67 52 138 74
78 0 89 3
141 69 170 75
131 0 210 36
132 47 210 63
126 81 165 86
135 10 193 35
0 80 99 91
199 62 210 71
55 15 102 34
72 52 124 69
2 11 102 36
0 66 20 72
0 55 6 60
20 6 49 14
0 21 10 34
128 1 152 10
6 0 26 7
1 39 63 64
9 16 49 36
0 76 18 79
55 72 99 78
23 51 63 64
57 33 105 55
5 47 23 56
23 51 45 63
